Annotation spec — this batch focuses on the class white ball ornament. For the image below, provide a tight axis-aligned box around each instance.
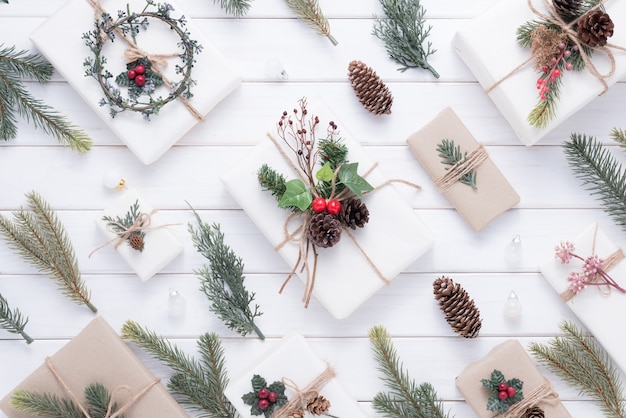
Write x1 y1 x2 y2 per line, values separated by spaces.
264 57 289 81
168 288 187 320
103 170 126 190
504 235 523 265
503 290 522 319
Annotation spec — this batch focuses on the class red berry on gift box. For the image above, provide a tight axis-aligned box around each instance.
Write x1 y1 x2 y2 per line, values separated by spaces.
127 69 137 80
498 391 508 401
134 64 146 75
134 75 146 87
258 399 269 410
268 391 278 403
312 197 327 213
327 199 341 215
507 386 516 398
257 388 269 399
497 382 508 391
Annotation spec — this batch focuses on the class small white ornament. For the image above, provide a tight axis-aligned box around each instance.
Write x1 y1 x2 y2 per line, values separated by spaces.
264 57 289 80
168 288 187 320
103 170 126 190
503 290 522 318
504 235 523 265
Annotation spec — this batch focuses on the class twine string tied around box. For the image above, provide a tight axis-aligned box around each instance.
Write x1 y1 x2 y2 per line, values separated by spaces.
498 378 559 417
434 144 488 190
271 365 336 418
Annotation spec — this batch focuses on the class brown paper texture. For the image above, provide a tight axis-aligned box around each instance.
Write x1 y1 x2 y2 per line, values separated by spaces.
0 317 188 418
406 107 519 232
455 339 570 418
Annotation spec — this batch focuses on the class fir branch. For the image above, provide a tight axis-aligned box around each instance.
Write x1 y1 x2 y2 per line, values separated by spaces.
213 0 252 17
610 127 626 151
187 206 264 339
436 139 477 189
372 0 438 77
529 321 626 418
0 44 92 153
0 292 33 344
257 164 288 202
318 137 348 170
527 61 563 128
284 0 338 46
563 134 626 232
121 320 237 417
0 191 96 313
368 325 451 418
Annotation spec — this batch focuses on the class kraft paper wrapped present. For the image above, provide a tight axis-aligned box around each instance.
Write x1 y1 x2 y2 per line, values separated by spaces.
30 0 241 165
220 97 434 319
540 222 626 374
0 317 189 418
225 334 366 417
456 339 571 418
452 0 626 146
93 187 183 281
406 107 519 232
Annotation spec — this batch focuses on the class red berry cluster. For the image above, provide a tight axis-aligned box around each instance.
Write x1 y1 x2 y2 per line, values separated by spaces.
256 387 278 411
496 381 516 401
536 41 575 100
127 64 147 87
311 197 341 215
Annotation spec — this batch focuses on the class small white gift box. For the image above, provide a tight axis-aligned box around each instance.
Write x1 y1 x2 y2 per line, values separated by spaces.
94 188 183 280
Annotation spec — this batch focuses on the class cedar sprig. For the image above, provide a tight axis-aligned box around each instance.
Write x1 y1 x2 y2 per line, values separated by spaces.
368 325 452 418
102 199 146 250
0 44 92 152
188 206 264 340
213 0 253 17
284 0 338 46
563 133 626 232
529 321 626 418
257 163 288 201
0 191 96 313
372 0 439 78
121 320 237 417
436 139 477 189
0 292 33 344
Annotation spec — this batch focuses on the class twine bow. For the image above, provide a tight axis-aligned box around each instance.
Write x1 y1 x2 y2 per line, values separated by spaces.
271 365 336 418
45 357 159 418
434 144 488 190
499 378 559 417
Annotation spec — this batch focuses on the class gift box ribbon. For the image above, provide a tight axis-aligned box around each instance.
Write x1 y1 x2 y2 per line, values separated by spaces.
272 365 336 418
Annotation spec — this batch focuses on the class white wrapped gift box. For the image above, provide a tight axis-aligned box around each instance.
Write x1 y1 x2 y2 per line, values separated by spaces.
220 97 434 319
452 0 626 145
539 222 626 374
31 0 241 164
94 188 183 281
225 334 367 418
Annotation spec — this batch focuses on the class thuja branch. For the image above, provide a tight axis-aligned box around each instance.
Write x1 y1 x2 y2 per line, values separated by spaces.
0 293 33 344
213 0 252 17
284 0 338 46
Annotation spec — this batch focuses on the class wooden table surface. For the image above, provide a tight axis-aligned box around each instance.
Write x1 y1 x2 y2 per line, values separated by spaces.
2 0 626 416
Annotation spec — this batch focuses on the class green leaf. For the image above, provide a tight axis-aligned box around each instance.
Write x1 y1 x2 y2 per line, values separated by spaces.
278 179 312 211
486 395 500 412
316 161 334 182
338 163 373 197
251 374 267 392
242 392 257 405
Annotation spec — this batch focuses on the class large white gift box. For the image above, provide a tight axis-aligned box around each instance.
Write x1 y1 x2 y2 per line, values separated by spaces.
452 0 626 146
31 0 241 164
220 97 434 319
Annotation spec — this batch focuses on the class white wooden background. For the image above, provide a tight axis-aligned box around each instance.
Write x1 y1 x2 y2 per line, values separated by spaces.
2 0 626 416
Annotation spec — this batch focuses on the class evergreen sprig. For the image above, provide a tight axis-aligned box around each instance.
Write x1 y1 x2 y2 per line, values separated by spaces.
102 199 145 250
0 44 92 152
436 139 477 189
0 292 33 344
372 0 439 77
213 0 253 17
0 191 96 313
563 133 626 232
529 321 626 418
257 164 288 202
188 206 264 339
284 0 338 46
368 325 452 418
610 127 626 151
121 320 237 418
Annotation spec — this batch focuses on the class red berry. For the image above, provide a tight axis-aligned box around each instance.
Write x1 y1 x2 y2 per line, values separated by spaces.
134 75 146 87
257 388 269 399
497 382 508 391
498 391 508 401
134 65 146 75
327 199 341 215
127 69 137 80
268 391 278 403
506 386 516 398
311 197 327 213
258 399 269 410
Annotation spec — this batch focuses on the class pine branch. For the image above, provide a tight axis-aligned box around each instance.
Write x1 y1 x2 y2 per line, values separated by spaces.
0 45 53 83
527 64 563 128
368 325 451 418
0 191 96 313
529 321 626 418
257 164 288 201
187 206 264 339
372 0 438 77
563 133 626 232
0 292 33 344
610 127 626 151
284 0 338 46
213 0 252 17
436 139 477 189
318 137 348 170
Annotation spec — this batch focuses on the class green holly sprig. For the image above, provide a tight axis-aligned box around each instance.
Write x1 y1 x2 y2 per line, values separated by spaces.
114 57 164 100
242 374 288 417
481 369 524 413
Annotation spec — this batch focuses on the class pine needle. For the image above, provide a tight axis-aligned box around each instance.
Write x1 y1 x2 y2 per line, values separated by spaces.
213 0 252 17
0 292 33 344
610 127 626 151
529 321 626 418
284 0 338 46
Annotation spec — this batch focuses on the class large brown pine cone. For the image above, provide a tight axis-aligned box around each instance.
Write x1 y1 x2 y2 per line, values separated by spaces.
129 232 145 251
577 9 614 47
338 198 369 230
521 406 545 418
433 276 482 338
348 60 393 115
308 213 342 248
306 395 331 415
552 0 582 21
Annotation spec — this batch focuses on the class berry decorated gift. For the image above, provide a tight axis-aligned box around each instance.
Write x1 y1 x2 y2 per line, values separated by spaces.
406 107 520 232
224 334 366 418
220 97 434 319
0 317 189 418
539 222 626 374
30 0 241 164
455 339 571 418
452 0 626 146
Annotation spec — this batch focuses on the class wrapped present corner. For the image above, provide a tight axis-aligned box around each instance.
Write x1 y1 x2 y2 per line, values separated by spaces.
456 339 571 418
452 0 626 146
93 187 183 281
406 107 519 232
224 334 366 417
0 317 189 418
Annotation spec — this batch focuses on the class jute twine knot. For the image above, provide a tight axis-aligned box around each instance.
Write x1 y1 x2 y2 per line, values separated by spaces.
498 378 559 417
270 366 336 418
434 144 487 190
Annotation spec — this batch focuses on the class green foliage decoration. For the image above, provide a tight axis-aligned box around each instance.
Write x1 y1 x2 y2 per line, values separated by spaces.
480 370 524 413
436 138 478 189
0 292 33 344
242 375 287 417
284 0 338 46
213 0 253 17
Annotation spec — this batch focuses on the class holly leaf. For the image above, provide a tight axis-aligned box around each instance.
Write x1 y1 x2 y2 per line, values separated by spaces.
316 162 334 182
242 391 257 405
278 179 312 211
490 370 505 384
338 163 373 197
115 72 131 87
251 374 267 391
485 395 501 412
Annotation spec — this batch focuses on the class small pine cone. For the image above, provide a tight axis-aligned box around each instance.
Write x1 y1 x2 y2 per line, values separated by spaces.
433 276 482 338
287 410 305 418
306 395 331 415
338 198 369 230
348 60 393 115
129 233 145 251
308 213 342 248
552 0 582 21
521 406 545 418
577 9 614 47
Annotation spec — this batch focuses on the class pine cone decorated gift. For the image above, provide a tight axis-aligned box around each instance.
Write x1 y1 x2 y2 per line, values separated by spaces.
338 198 369 230
521 406 545 418
577 9 614 47
552 0 582 21
307 395 331 415
348 60 393 115
433 276 482 338
308 212 342 248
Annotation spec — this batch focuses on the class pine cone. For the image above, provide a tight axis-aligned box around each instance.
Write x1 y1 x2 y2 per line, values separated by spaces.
306 395 331 415
552 0 582 21
521 406 545 418
577 9 614 47
338 198 369 230
129 233 145 251
433 276 482 338
348 60 393 115
287 410 305 418
308 213 342 248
